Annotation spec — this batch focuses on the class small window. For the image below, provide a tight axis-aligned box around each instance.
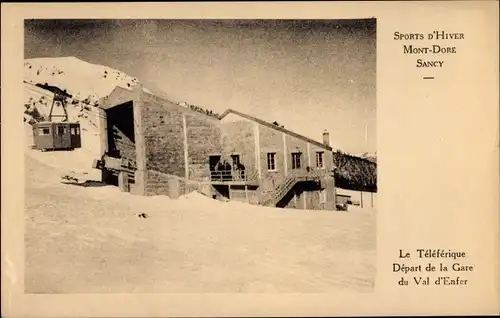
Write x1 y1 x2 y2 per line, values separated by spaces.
71 128 76 135
231 154 240 167
292 152 301 169
316 151 324 168
267 153 276 171
57 126 65 135
39 128 50 135
76 127 80 135
320 189 327 203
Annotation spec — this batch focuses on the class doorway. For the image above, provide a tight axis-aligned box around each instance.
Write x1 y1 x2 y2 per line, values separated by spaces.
231 154 240 167
209 155 222 180
213 185 230 199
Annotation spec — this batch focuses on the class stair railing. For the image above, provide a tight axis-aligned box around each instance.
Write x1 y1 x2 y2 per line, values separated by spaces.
259 168 323 206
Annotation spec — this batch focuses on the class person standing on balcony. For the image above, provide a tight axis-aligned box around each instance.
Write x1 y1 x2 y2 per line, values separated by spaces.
215 159 224 181
237 162 246 180
222 160 232 181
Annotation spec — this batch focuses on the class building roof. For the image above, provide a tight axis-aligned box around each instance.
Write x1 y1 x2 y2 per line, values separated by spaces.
101 86 219 122
219 109 333 151
102 88 332 151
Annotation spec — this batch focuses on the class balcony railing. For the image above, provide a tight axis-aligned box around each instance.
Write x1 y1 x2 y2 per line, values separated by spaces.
208 166 328 184
210 169 258 182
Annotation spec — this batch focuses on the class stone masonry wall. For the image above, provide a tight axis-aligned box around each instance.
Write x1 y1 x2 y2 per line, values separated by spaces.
137 92 223 196
143 169 216 198
258 124 336 210
220 120 256 175
141 98 185 177
309 143 334 177
186 112 222 181
258 124 285 191
285 133 308 172
131 90 335 209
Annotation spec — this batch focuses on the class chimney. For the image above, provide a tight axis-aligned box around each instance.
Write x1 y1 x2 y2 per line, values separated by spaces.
322 130 330 146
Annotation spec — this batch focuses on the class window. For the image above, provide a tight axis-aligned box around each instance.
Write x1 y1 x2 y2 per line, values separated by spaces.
76 127 80 135
231 154 240 167
316 151 324 168
71 128 76 135
39 128 50 135
57 126 65 135
320 189 327 203
267 153 276 171
291 152 301 169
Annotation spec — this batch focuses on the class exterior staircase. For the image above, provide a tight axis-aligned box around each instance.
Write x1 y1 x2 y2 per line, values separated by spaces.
259 169 323 207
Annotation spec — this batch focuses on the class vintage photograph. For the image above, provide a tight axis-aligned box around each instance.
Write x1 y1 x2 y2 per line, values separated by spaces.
23 19 377 293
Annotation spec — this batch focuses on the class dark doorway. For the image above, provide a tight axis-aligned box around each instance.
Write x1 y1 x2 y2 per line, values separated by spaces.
209 155 222 171
231 154 240 167
209 155 222 180
213 185 230 199
106 101 135 164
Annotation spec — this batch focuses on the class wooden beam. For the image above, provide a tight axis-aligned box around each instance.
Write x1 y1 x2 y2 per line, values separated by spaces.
282 132 288 176
307 142 311 167
254 122 261 179
98 108 108 155
132 87 147 195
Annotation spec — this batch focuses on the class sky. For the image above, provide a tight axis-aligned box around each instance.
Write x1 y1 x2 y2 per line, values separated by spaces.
25 19 376 155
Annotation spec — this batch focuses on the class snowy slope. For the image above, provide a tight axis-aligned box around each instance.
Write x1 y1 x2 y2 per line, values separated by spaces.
24 56 151 106
23 56 152 133
25 152 376 293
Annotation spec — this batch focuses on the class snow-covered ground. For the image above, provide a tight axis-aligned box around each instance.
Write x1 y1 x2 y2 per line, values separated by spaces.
24 134 376 293
23 56 376 294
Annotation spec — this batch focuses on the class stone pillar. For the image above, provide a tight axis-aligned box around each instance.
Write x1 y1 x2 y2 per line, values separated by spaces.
98 108 109 183
326 177 336 211
98 108 108 156
132 85 146 195
168 177 181 199
133 170 146 195
307 142 311 167
282 132 288 176
118 171 130 192
254 122 261 180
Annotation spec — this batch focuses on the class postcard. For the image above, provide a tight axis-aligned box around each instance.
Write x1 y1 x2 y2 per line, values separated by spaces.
1 1 499 316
